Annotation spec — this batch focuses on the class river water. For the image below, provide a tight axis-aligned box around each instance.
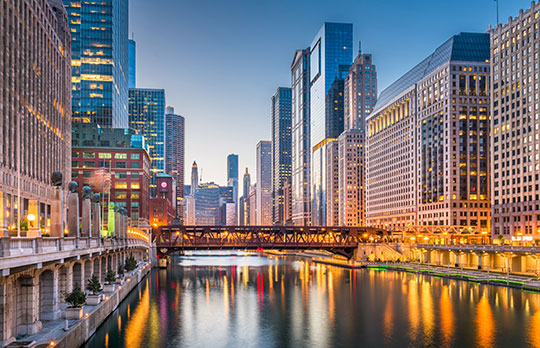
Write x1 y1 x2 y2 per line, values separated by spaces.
84 252 540 348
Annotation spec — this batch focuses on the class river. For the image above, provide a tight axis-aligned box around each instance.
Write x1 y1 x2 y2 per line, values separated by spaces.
83 252 540 348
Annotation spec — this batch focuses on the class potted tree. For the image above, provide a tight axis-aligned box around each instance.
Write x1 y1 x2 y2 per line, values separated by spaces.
86 274 102 305
104 267 117 292
116 263 125 285
124 254 137 276
64 284 86 319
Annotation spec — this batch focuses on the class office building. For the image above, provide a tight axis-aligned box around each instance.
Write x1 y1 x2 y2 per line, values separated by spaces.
191 161 199 195
128 38 136 88
249 183 257 226
366 32 490 233
309 22 353 225
291 48 311 226
0 0 72 236
272 87 292 225
128 88 166 190
165 106 185 217
338 129 364 226
64 0 129 128
149 175 176 227
326 141 340 226
71 124 151 227
256 141 272 225
491 4 540 242
227 154 239 223
239 168 251 225
194 182 220 225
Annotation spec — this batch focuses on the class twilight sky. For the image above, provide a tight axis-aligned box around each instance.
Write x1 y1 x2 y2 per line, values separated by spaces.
130 0 530 186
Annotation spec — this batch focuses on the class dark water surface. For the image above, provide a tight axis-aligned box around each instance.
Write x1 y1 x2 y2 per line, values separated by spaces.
84 252 540 348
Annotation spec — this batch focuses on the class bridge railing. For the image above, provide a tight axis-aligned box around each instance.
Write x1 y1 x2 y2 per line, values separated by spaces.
413 243 540 254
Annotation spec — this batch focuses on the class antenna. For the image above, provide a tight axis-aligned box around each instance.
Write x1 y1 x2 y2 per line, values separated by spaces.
495 0 499 25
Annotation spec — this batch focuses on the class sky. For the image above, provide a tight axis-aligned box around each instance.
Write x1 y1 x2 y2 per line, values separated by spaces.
130 0 532 186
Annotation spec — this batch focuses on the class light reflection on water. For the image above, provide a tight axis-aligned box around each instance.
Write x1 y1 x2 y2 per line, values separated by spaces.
85 253 540 348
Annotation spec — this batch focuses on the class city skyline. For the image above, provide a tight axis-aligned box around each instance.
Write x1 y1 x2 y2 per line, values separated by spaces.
130 0 531 186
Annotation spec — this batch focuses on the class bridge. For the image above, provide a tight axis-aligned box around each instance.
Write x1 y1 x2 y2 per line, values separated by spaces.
153 225 388 258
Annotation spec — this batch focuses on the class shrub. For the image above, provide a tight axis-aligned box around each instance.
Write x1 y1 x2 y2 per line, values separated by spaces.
105 267 116 283
117 263 124 277
86 275 102 295
65 284 86 307
124 254 137 272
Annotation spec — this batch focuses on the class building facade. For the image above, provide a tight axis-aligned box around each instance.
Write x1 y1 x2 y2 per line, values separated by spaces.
326 140 339 226
0 0 72 236
256 141 272 225
64 0 129 128
227 154 239 222
309 22 353 226
165 106 185 217
239 168 251 225
344 49 377 130
291 48 311 226
128 88 166 190
128 38 136 88
191 161 199 195
366 32 490 234
491 3 540 242
338 129 364 226
271 88 292 225
71 124 151 227
149 175 176 227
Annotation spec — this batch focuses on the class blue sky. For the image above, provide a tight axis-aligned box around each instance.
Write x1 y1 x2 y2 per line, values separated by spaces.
130 0 531 186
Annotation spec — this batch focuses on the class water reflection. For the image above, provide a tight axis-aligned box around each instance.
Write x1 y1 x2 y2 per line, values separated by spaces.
84 252 540 348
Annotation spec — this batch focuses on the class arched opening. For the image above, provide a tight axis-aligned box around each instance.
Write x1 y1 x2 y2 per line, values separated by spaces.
58 265 68 303
72 262 83 289
93 258 100 283
100 256 107 281
84 260 92 290
39 270 56 321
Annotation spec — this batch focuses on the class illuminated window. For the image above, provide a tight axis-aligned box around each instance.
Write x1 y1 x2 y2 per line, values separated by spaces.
114 182 128 189
131 183 140 189
115 153 127 159
82 152 95 158
115 192 127 199
99 153 111 159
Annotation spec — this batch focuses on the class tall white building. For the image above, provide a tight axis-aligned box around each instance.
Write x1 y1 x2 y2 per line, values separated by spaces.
338 129 364 226
491 3 540 243
366 33 491 234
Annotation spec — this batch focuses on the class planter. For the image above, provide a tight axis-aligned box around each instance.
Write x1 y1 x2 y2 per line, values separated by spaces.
103 283 116 293
115 278 125 285
65 306 83 320
86 294 101 306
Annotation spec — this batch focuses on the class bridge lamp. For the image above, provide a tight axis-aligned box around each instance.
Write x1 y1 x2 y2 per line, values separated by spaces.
27 213 36 225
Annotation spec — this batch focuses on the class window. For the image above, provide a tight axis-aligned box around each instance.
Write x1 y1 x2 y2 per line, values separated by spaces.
99 153 112 159
83 171 92 178
72 152 79 158
130 153 140 160
72 161 79 168
115 153 127 159
115 161 127 168
131 202 139 208
131 192 140 199
83 152 95 158
130 162 140 169
131 172 139 179
82 161 95 168
131 182 140 189
72 172 79 178
115 172 127 179
115 192 127 199
114 182 128 189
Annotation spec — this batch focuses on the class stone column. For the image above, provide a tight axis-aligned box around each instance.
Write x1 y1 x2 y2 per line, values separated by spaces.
114 211 121 238
50 187 64 238
91 194 101 238
67 182 79 237
81 186 92 237
16 275 42 336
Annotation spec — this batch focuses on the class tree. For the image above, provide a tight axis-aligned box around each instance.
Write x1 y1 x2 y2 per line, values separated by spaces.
65 283 86 307
117 263 124 277
125 254 137 272
86 275 103 295
105 267 116 283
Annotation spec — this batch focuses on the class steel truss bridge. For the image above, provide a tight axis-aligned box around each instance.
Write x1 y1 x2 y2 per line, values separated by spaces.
153 225 388 258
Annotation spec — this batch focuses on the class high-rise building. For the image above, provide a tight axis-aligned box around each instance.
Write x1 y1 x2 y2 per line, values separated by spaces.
309 22 353 226
291 48 311 226
194 182 220 225
227 154 239 205
271 87 292 225
338 129 364 226
491 4 540 242
64 0 129 128
128 88 166 191
326 140 340 226
239 168 251 225
338 49 377 227
248 183 258 226
1 0 72 236
366 32 490 233
344 48 377 131
256 141 272 225
191 161 199 195
165 106 185 217
128 39 136 88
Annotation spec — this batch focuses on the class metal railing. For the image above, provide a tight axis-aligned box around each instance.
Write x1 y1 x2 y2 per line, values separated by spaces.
412 243 540 254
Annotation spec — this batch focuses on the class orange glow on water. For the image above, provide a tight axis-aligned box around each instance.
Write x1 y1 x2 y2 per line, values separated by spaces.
476 292 495 348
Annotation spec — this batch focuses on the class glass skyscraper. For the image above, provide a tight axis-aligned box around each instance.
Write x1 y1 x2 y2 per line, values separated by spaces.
309 22 353 225
64 0 129 128
227 154 239 203
128 39 136 88
128 88 166 191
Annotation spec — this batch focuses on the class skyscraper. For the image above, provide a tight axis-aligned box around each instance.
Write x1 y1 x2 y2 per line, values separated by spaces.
338 48 377 227
291 48 311 226
128 39 136 88
128 88 166 191
256 141 272 225
165 106 185 217
491 4 539 242
191 161 199 195
1 0 71 236
309 22 353 226
227 154 239 204
326 140 339 226
366 32 490 233
239 168 251 226
271 87 292 225
64 0 129 128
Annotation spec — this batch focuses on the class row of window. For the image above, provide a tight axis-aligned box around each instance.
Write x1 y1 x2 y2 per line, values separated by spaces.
73 151 140 160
